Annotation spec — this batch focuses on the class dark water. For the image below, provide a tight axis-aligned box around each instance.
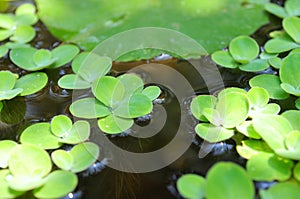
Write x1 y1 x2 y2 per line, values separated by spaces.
0 1 288 198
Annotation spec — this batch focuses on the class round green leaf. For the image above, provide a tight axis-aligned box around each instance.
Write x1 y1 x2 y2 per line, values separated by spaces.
142 86 161 101
113 93 153 118
0 140 17 168
293 162 300 182
282 110 300 131
283 16 300 43
8 144 52 179
239 59 269 72
77 54 112 82
20 123 62 149
236 121 261 139
260 181 300 199
70 142 99 173
51 115 73 137
0 45 8 57
33 170 78 199
9 47 38 71
253 115 293 150
0 13 15 29
33 49 53 67
58 74 91 89
264 3 288 18
0 29 13 41
15 3 36 16
50 44 80 68
264 37 300 53
247 87 269 108
217 87 247 98
215 92 249 128
118 73 144 96
14 72 48 96
211 50 238 68
195 123 234 143
236 139 272 159
190 95 217 122
229 35 259 64
71 52 89 73
59 120 90 144
285 130 300 151
69 98 110 119
0 170 24 198
0 70 17 91
98 114 134 134
206 162 254 199
246 152 294 181
10 25 35 43
281 83 300 96
249 74 289 100
269 57 282 69
285 0 300 17
280 53 300 90
0 88 23 101
177 174 206 199
51 150 73 170
92 76 125 107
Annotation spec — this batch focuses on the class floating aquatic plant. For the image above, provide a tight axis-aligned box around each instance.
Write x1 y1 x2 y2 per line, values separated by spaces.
265 0 300 18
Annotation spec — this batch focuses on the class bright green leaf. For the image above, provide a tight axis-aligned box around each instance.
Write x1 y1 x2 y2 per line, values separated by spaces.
0 70 17 91
142 86 161 101
294 162 300 182
260 181 300 199
50 44 80 68
283 16 300 43
0 140 17 168
236 139 272 159
247 87 269 108
177 174 206 199
71 52 89 73
0 45 8 57
59 120 90 144
190 95 217 122
195 123 234 143
51 115 73 137
211 51 238 69
118 73 144 96
239 59 269 72
33 49 53 67
9 47 38 71
10 25 35 43
269 57 282 69
14 72 48 96
236 121 261 139
264 37 300 53
58 74 91 89
282 110 300 131
98 114 134 134
285 131 300 151
264 3 288 18
280 53 300 91
285 0 300 17
51 150 73 171
0 170 24 198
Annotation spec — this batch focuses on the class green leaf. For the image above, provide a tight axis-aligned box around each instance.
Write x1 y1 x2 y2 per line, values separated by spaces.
246 152 294 181
236 121 261 139
283 17 300 43
20 123 62 149
255 103 281 115
14 72 48 96
177 174 206 199
269 57 282 69
280 53 300 91
247 87 269 108
8 144 52 189
294 162 300 182
69 142 99 173
98 114 134 134
58 74 91 89
253 115 293 150
10 47 38 71
0 140 17 168
217 87 247 99
51 150 73 170
0 29 13 41
33 49 53 67
285 0 300 17
33 170 77 199
195 123 235 143
0 70 17 91
0 170 24 198
215 92 249 128
236 139 272 159
92 76 125 107
118 73 144 96
249 74 289 100
69 98 110 119
0 45 8 57
264 3 288 18
0 13 15 29
206 162 254 199
50 44 80 68
285 130 300 151
0 88 23 101
10 25 35 43
142 86 161 100
264 37 300 53
190 95 217 122
59 120 90 144
282 110 300 131
71 52 89 73
229 35 259 64
239 59 269 72
16 3 36 16
260 181 300 199
35 0 268 57
113 93 153 118
77 54 112 83
211 51 238 69
281 83 300 96
51 115 73 137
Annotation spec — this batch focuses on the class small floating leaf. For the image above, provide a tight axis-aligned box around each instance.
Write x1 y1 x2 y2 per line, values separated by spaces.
0 170 24 198
260 181 300 199
0 140 17 168
283 16 300 43
98 114 134 134
264 3 288 18
190 95 217 122
236 139 272 159
285 0 300 17
58 74 91 89
195 123 235 143
14 72 48 96
142 86 161 101
211 50 238 69
51 115 73 137
50 44 80 68
59 120 90 144
177 174 206 199
51 150 73 171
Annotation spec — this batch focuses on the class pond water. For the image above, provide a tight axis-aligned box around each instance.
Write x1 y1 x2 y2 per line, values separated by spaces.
0 1 288 198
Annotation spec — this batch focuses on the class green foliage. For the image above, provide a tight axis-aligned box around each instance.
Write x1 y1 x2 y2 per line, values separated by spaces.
212 36 269 72
10 44 79 71
70 74 160 134
0 70 48 102
265 0 300 18
260 181 300 199
0 3 37 44
177 174 206 199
